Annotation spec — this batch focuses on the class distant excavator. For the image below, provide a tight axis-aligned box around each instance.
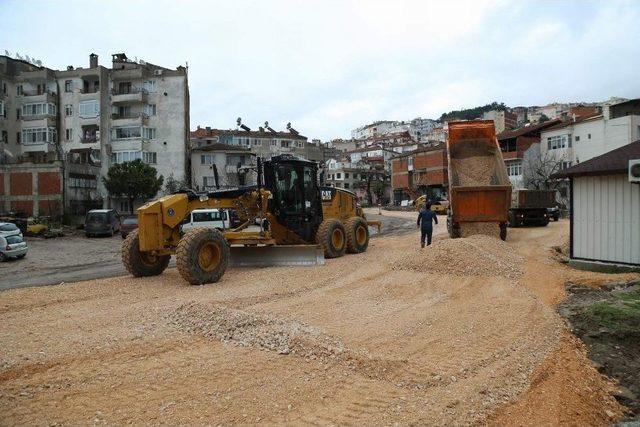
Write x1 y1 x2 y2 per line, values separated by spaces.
122 155 381 285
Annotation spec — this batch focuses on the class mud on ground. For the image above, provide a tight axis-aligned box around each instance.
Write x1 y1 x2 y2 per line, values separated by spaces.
558 280 640 419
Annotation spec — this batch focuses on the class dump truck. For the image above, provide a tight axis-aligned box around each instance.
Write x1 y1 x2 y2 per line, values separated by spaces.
122 155 381 285
509 189 556 227
445 120 512 241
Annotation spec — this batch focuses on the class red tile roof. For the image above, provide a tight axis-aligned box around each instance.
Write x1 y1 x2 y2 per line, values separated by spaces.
496 119 562 140
191 127 307 140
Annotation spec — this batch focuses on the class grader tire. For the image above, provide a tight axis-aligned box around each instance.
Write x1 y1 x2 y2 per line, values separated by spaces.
176 228 229 285
345 217 369 254
122 229 171 277
316 219 347 259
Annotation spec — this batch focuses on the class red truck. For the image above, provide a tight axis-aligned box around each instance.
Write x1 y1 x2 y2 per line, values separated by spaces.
446 120 512 241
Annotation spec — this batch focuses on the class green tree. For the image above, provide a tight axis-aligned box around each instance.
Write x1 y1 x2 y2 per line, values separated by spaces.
102 159 164 213
163 174 188 195
538 114 550 123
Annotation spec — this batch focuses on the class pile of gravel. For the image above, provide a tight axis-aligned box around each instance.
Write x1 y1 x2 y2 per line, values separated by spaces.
460 222 500 238
393 234 523 279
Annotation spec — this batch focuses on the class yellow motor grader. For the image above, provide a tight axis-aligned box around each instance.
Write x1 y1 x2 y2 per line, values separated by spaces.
122 155 381 285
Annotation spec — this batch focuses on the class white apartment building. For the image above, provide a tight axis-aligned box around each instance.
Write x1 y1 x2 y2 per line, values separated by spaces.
351 118 437 142
108 53 189 211
540 99 640 167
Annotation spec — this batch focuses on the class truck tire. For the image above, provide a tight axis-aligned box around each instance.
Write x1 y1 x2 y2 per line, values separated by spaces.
500 224 507 241
345 217 369 254
122 229 171 277
176 228 229 285
316 219 347 258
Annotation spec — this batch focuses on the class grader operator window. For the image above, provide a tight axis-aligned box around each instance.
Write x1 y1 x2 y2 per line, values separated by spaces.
265 158 323 242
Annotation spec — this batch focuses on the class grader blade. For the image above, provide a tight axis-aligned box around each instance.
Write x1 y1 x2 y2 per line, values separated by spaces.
229 245 325 267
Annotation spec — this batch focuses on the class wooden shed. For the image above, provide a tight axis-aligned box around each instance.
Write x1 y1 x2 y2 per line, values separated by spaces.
553 141 640 271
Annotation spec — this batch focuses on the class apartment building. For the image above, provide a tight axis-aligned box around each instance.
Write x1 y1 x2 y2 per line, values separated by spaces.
482 110 517 133
390 142 448 204
539 98 640 204
540 99 640 167
191 125 322 171
190 141 255 191
0 52 190 216
351 118 437 142
496 119 562 188
324 158 389 204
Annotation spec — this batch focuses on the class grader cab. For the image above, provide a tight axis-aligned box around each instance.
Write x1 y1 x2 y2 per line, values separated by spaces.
122 155 380 285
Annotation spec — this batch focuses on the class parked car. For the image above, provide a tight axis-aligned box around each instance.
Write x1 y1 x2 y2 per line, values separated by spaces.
0 234 28 261
181 209 229 233
120 216 139 239
85 209 121 237
0 222 23 239
547 206 560 221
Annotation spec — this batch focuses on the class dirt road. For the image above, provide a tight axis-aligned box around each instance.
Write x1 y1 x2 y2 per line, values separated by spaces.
0 220 633 425
0 210 413 291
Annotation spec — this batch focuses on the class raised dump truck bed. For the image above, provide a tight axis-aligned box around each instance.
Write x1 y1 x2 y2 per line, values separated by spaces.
446 120 512 240
509 189 556 227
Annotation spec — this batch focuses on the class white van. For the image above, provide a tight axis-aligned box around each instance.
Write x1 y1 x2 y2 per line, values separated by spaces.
181 209 229 232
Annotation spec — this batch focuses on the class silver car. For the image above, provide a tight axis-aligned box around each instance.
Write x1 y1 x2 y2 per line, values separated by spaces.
0 222 23 239
0 234 28 261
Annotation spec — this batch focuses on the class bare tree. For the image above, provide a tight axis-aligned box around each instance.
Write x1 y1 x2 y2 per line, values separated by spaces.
522 150 565 190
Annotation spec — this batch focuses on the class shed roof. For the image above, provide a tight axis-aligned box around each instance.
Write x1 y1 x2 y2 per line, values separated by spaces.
496 119 562 140
552 140 640 178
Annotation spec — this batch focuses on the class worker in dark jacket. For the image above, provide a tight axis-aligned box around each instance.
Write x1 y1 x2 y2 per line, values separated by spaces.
417 202 438 248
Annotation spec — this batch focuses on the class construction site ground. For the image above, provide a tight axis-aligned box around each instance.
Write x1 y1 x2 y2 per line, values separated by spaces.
1 210 638 425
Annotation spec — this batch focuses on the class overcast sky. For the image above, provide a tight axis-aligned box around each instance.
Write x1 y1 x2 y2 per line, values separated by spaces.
2 0 639 140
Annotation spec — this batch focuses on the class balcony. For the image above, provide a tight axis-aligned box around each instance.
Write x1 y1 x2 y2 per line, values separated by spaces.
225 164 239 174
21 141 56 154
111 112 149 126
21 114 56 124
20 91 57 103
111 87 147 104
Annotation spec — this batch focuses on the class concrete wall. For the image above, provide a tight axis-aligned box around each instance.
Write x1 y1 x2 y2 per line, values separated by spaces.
572 174 640 265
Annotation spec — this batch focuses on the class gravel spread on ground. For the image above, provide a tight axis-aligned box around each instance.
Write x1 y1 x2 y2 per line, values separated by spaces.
0 219 626 425
394 234 523 279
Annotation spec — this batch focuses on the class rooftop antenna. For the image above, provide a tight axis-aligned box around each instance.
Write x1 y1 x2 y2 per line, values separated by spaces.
236 117 242 129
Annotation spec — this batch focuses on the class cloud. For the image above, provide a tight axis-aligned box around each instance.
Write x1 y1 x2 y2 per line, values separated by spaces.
2 0 639 140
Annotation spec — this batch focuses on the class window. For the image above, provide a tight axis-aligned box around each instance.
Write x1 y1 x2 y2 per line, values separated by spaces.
16 132 20 143
16 85 23 96
65 80 72 92
0 100 5 117
271 140 278 146
203 176 216 188
296 141 304 148
2 82 6 95
336 172 342 179
560 161 572 170
345 173 349 179
16 109 20 119
65 129 73 141
281 140 290 148
143 152 157 164
21 127 57 144
68 175 97 189
1 130 7 144
144 104 157 116
65 104 73 117
575 136 580 142
201 154 214 165
143 80 156 92
344 183 350 189
114 126 141 140
79 100 99 118
253 139 262 146
120 201 132 213
546 135 569 150
142 127 156 140
22 103 56 117
506 162 522 177
111 150 142 164
588 133 591 139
